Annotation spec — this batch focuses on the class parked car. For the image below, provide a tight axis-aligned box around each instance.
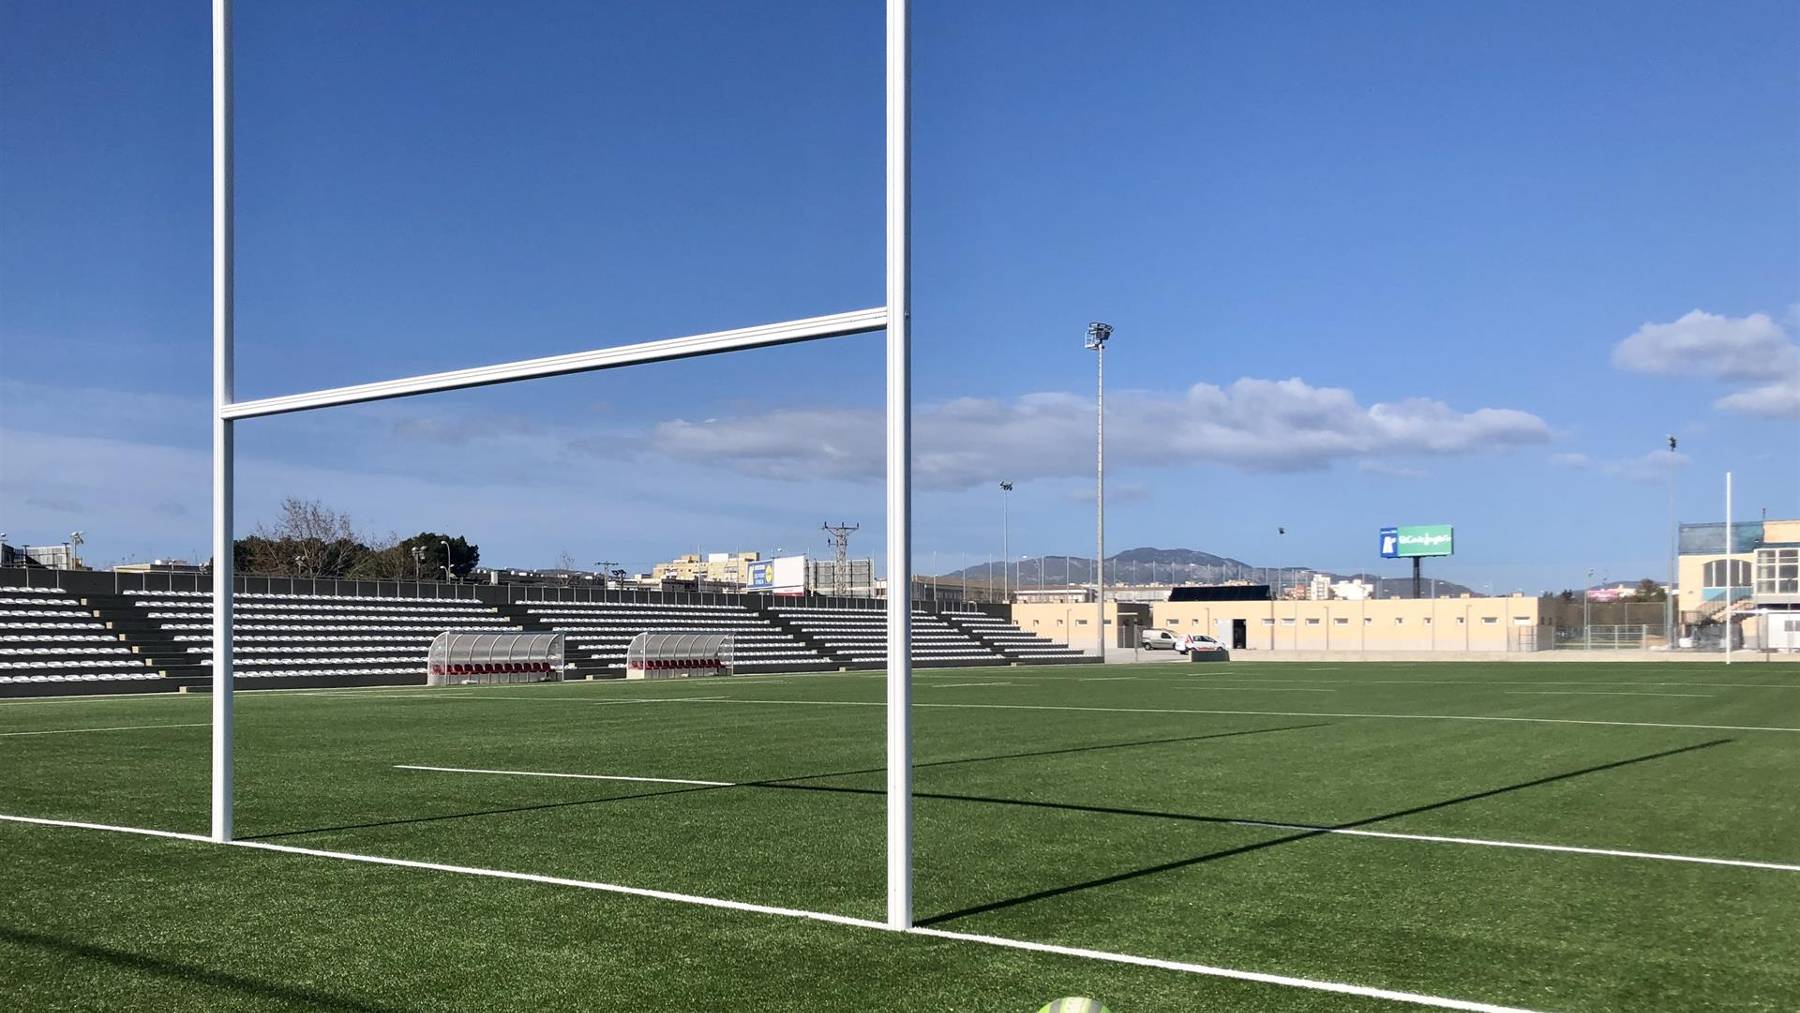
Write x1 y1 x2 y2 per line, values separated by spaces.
1140 629 1181 650
1178 634 1225 655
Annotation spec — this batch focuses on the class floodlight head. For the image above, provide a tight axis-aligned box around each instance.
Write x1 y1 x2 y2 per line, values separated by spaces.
1000 481 1013 492
1085 321 1113 350
1667 435 1678 451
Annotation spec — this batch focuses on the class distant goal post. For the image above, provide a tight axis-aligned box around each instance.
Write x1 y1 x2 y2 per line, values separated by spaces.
626 632 736 679
427 631 565 686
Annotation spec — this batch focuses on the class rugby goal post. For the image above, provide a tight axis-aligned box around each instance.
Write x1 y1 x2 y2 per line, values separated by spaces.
208 0 915 927
427 631 565 686
625 632 735 679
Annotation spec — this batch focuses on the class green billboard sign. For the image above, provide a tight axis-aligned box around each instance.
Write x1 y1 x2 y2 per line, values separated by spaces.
1379 524 1453 558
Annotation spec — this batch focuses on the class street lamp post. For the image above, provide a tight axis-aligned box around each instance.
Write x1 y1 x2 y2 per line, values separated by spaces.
1583 567 1594 650
999 481 1013 603
1086 321 1112 657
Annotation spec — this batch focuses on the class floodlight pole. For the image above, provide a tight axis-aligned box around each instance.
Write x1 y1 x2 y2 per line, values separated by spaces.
1666 435 1677 646
210 0 235 843
884 0 913 931
999 481 1012 603
1725 471 1732 665
1087 323 1111 657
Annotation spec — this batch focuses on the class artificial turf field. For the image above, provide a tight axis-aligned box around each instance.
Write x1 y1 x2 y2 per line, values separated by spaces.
3 661 1798 1012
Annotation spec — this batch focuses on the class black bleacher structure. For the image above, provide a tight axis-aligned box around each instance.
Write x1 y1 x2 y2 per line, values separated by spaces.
0 570 1084 696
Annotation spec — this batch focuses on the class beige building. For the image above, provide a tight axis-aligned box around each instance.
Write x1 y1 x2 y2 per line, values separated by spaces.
1012 594 1548 653
1676 517 1800 618
651 551 762 586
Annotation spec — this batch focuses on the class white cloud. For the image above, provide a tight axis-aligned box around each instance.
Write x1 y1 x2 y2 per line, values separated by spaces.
1603 450 1690 484
1357 460 1428 479
1612 309 1794 380
1611 309 1800 420
1714 376 1800 420
650 376 1550 489
1548 448 1691 483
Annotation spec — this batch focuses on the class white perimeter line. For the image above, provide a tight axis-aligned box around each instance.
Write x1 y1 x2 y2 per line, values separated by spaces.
1504 691 1716 699
692 697 1800 733
1074 677 1136 681
395 764 733 787
0 722 211 738
393 764 1799 875
0 811 1548 1013
1223 819 1800 873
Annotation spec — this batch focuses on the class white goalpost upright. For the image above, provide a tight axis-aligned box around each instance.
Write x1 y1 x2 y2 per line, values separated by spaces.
209 0 914 927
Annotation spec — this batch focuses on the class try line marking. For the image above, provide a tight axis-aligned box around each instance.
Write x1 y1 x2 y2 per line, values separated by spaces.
0 722 210 738
393 765 1800 874
0 810 1547 1013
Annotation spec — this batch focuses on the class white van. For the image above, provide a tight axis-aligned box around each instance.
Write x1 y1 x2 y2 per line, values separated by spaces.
1140 629 1180 650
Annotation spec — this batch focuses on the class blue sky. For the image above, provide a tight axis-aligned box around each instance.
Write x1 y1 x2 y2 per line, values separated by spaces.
2 0 1796 591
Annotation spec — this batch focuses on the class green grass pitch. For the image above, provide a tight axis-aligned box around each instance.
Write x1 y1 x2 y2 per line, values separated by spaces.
4 661 1799 1011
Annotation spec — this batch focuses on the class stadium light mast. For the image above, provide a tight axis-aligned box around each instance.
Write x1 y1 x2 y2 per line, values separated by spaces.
1666 434 1677 647
1086 321 1112 657
999 481 1013 602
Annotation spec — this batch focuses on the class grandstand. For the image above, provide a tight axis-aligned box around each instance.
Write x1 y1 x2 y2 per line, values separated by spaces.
127 589 524 684
507 599 836 675
0 586 162 688
770 603 1084 667
0 570 1088 694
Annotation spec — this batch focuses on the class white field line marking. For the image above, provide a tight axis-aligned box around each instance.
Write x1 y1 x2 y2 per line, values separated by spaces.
396 764 733 787
906 926 1546 1013
1504 691 1716 699
0 693 194 708
0 722 210 738
1074 676 1136 681
0 813 212 841
0 811 1549 1013
1223 819 1800 873
387 764 1800 876
1157 677 1800 690
690 697 1800 733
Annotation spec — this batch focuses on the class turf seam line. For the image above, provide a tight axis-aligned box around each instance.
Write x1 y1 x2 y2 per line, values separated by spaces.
0 811 1552 1013
688 697 1800 733
0 722 211 737
395 764 733 787
1502 691 1715 698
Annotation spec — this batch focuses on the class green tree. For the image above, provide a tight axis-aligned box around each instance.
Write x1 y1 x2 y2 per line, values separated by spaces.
1634 578 1667 602
391 533 480 581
